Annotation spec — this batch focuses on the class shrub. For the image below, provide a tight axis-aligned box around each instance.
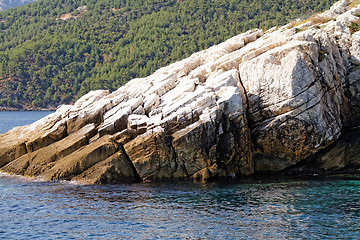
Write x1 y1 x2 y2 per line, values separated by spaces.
350 18 360 34
349 0 360 9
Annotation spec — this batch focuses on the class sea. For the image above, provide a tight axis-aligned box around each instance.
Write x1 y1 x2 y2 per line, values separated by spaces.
0 111 359 239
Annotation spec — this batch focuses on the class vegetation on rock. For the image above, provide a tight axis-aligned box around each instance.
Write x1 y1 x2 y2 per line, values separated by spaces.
349 0 360 8
350 15 360 33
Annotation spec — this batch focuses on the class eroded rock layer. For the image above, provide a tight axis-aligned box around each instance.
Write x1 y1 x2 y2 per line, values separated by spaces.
1 0 360 183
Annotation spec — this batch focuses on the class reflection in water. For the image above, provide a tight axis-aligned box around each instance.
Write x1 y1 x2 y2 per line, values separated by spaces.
0 174 359 239
2 112 357 238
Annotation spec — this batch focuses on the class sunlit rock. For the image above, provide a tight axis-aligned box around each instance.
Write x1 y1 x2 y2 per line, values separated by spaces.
0 0 360 183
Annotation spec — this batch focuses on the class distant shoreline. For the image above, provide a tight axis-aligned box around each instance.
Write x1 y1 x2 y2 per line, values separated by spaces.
0 107 57 111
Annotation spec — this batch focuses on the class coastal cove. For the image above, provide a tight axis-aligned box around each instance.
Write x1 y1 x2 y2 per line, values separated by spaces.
0 112 359 238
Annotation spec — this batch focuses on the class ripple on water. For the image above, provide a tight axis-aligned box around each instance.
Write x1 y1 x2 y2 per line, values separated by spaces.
0 112 360 239
0 175 360 239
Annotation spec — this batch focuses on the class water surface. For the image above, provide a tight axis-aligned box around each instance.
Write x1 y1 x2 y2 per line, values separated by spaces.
0 175 359 239
0 111 54 134
0 111 359 239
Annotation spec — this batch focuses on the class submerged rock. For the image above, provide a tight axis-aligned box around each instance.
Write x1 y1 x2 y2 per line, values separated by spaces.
1 0 360 183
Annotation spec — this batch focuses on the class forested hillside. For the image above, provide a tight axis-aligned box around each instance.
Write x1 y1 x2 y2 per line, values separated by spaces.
0 0 337 109
0 0 35 11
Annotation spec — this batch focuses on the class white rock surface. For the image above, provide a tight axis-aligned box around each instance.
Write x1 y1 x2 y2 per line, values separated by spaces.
350 31 360 65
1 0 360 182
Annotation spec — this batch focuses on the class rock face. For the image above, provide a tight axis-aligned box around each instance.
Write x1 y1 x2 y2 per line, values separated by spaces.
1 0 360 183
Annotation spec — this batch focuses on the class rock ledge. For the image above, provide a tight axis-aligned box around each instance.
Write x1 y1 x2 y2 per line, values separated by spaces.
1 0 360 183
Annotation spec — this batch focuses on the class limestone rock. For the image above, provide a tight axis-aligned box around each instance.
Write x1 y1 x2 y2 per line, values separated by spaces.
314 128 360 171
171 85 253 180
0 110 72 167
350 32 360 65
1 124 97 176
124 126 179 181
172 120 219 179
40 135 120 181
144 93 160 114
1 0 360 183
99 106 131 136
287 128 360 173
127 114 150 134
73 150 139 184
344 69 360 126
240 35 345 172
319 0 348 19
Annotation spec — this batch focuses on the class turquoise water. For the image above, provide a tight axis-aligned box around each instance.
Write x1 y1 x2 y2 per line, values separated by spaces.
0 112 360 239
0 175 359 239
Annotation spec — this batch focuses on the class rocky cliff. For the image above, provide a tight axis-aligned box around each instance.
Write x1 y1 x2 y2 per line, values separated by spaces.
1 0 360 184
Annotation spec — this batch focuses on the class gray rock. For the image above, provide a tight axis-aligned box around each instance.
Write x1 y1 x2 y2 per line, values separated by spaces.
0 0 360 183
